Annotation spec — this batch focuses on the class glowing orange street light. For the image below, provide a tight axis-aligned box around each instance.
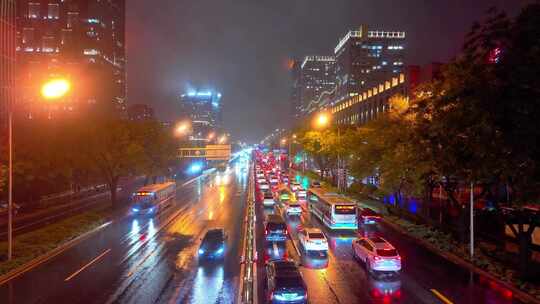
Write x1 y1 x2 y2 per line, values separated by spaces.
281 138 287 145
207 132 216 140
314 112 330 129
218 135 227 144
41 78 71 100
175 121 191 136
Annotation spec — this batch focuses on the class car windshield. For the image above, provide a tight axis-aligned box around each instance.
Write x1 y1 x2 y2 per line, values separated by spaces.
309 232 325 239
334 205 356 214
377 249 398 257
267 222 286 231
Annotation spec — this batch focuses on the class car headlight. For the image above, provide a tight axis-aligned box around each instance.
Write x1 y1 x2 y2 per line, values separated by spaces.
198 249 205 255
216 246 224 255
132 208 139 212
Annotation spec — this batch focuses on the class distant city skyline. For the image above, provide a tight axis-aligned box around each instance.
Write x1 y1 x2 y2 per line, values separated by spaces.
126 0 526 142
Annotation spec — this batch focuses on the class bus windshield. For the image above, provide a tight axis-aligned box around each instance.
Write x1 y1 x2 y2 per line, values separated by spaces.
334 205 356 215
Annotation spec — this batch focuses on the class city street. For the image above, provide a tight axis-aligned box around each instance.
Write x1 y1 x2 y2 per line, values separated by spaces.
254 184 523 304
0 162 249 304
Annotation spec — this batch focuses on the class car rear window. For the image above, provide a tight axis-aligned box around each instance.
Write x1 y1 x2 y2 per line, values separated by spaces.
267 222 286 231
377 249 398 257
308 232 325 239
275 276 304 288
264 193 273 199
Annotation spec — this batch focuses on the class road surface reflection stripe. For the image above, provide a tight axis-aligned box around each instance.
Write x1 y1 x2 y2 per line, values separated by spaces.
430 289 454 304
126 244 163 277
64 248 112 282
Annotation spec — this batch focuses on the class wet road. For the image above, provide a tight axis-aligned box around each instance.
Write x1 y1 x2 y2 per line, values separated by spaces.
0 162 250 304
255 181 523 304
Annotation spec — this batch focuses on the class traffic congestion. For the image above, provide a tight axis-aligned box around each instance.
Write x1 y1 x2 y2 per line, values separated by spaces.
251 149 521 304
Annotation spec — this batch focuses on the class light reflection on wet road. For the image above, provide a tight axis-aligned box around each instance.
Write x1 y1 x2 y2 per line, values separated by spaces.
255 192 524 304
0 160 249 304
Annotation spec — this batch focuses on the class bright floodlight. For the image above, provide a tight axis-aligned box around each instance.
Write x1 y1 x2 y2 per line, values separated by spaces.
41 78 70 100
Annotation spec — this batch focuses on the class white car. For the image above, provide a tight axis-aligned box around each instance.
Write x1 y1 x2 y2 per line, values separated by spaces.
285 202 302 215
270 177 279 184
262 192 276 206
352 236 401 274
299 228 328 252
296 189 307 199
290 182 301 192
259 181 270 190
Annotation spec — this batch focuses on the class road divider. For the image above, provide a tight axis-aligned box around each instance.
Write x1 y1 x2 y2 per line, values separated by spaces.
64 248 112 282
430 289 454 304
239 162 257 304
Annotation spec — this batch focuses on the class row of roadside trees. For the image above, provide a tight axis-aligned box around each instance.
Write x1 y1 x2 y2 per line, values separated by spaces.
293 4 540 279
0 109 178 208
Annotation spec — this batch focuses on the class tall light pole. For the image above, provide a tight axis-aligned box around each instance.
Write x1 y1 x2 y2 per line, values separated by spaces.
314 112 343 190
7 78 70 260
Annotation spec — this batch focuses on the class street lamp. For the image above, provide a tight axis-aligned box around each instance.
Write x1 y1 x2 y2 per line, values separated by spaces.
174 121 191 137
315 112 330 129
41 78 71 100
7 78 70 261
218 135 227 144
313 112 344 191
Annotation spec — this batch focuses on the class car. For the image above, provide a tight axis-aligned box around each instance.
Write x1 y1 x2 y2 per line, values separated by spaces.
198 228 227 260
258 177 267 184
259 181 270 190
352 236 401 274
290 182 301 192
298 228 328 252
296 189 307 199
265 260 308 304
285 202 302 215
359 208 381 225
0 202 21 216
279 191 290 202
263 191 276 206
310 181 321 188
270 176 279 184
265 214 288 241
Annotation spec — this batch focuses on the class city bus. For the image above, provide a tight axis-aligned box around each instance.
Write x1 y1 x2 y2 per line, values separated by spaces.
308 188 358 230
131 182 176 215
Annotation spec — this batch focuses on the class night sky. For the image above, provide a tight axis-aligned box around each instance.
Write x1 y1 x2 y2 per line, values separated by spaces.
126 0 526 143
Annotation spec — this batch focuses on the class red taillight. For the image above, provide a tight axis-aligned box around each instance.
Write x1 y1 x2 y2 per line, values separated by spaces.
265 229 268 235
373 256 381 261
396 255 401 260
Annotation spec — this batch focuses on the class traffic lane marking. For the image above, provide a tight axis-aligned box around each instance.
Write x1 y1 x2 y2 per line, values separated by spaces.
64 248 112 282
430 289 454 304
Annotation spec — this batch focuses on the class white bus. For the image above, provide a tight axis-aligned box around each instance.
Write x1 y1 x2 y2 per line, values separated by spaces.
308 188 358 230
131 182 176 215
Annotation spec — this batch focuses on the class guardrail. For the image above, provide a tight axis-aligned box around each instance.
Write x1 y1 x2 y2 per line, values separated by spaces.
240 162 257 304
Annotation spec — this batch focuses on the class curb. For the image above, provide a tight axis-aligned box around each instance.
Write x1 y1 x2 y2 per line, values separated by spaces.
381 218 540 304
0 220 112 286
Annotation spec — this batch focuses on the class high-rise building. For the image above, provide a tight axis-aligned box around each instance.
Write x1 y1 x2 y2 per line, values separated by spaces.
289 59 302 120
334 25 405 101
0 0 16 128
298 55 336 117
128 103 154 121
16 0 126 119
179 90 223 144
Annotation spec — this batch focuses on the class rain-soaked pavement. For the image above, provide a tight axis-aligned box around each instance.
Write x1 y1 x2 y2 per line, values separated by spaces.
255 191 524 304
0 161 250 304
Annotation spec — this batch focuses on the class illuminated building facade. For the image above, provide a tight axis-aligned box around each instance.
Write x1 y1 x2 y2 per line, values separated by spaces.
297 55 336 117
179 90 223 144
334 25 406 101
15 0 126 118
0 0 16 128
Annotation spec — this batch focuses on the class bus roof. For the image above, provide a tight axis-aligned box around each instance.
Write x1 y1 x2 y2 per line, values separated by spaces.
135 182 176 194
309 187 356 205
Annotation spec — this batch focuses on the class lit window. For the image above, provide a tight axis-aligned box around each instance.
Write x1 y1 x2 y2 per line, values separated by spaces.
28 2 40 19
47 3 59 19
22 28 34 44
42 36 55 53
67 12 79 28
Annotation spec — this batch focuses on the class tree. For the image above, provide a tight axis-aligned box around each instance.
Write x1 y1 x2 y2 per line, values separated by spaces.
131 120 177 184
300 130 335 179
74 118 144 208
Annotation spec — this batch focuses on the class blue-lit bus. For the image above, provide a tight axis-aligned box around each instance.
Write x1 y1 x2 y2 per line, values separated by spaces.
131 182 176 215
308 188 358 230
